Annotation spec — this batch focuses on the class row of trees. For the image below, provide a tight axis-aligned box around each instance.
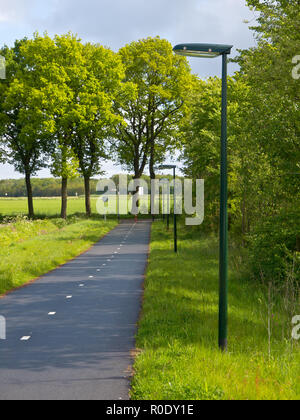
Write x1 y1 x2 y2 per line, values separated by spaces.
0 178 100 197
182 0 299 282
0 35 193 218
0 174 178 197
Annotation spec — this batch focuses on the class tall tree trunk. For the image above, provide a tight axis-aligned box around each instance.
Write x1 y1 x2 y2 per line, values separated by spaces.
25 171 34 219
61 177 68 219
84 175 91 217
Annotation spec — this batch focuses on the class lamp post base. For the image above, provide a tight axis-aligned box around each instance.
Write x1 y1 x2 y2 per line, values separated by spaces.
219 339 228 352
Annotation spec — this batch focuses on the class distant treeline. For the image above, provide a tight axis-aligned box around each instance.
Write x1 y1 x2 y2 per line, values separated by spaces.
0 178 99 197
0 175 178 197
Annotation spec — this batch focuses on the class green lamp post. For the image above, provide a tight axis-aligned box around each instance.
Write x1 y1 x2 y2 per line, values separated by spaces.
173 43 233 351
158 165 177 253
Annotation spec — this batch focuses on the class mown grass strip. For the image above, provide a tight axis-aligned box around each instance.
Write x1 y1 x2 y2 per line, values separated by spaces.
0 216 117 295
131 220 300 400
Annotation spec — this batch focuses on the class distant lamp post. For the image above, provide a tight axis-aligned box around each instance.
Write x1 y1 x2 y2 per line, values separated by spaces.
173 43 233 351
117 184 120 222
160 178 169 222
102 196 108 222
158 165 177 253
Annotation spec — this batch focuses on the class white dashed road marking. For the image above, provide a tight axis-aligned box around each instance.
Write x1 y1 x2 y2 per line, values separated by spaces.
20 336 31 341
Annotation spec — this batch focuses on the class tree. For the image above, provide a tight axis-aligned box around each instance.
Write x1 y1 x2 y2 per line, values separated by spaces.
113 37 193 184
236 0 300 182
21 33 126 217
21 33 85 219
181 75 279 237
0 39 55 218
235 0 300 278
68 41 126 216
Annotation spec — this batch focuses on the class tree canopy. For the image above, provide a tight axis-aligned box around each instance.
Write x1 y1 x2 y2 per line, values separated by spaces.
112 37 194 180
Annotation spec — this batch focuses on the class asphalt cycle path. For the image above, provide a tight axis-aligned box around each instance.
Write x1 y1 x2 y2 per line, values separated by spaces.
0 220 151 400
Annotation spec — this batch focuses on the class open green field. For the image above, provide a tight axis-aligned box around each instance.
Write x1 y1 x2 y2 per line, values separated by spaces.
0 196 162 221
0 216 117 295
0 197 99 217
131 220 300 400
0 196 172 220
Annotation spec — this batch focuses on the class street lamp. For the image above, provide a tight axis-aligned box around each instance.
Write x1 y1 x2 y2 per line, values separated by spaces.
158 165 177 253
160 178 169 222
173 43 233 351
116 184 120 223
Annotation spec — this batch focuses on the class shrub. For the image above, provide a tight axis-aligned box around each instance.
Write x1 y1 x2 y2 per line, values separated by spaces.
249 209 300 283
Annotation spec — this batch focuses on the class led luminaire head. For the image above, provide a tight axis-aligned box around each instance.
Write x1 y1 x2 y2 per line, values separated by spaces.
157 165 177 170
173 43 233 58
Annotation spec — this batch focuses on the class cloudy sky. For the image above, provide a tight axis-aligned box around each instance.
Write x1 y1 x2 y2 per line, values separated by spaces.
0 0 257 179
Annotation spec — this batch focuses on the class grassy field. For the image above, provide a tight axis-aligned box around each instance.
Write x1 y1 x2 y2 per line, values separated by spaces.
0 215 117 295
131 220 300 400
0 196 173 219
0 197 99 217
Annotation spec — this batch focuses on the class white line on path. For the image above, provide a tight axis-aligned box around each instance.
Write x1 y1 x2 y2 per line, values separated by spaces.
20 336 31 341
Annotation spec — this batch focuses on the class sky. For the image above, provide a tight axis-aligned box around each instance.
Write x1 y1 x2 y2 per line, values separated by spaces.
0 0 257 179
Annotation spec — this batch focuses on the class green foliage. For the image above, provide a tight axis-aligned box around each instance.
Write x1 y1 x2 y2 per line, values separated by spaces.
19 33 127 175
249 209 300 282
181 76 267 234
50 145 79 180
237 0 300 180
0 38 55 176
113 36 194 177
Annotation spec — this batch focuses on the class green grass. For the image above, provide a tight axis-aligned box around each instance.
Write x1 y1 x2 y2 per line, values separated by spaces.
0 215 117 295
0 196 174 219
131 220 300 400
0 197 99 217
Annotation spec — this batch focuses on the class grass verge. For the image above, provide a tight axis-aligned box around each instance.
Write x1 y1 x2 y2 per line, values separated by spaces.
131 220 300 400
0 215 117 295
